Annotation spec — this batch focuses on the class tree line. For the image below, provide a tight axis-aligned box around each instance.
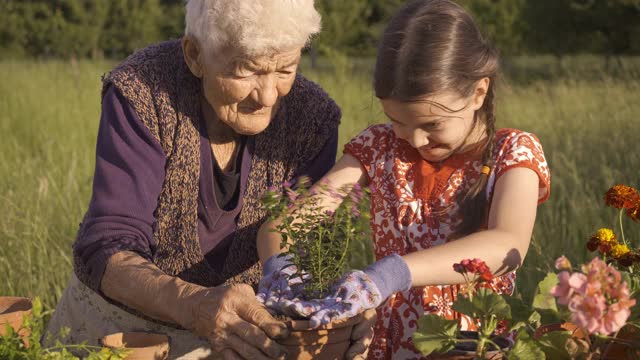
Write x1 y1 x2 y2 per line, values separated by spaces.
1 0 638 60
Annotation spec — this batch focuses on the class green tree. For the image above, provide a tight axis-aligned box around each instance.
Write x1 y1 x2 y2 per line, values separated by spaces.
100 0 163 59
458 0 526 55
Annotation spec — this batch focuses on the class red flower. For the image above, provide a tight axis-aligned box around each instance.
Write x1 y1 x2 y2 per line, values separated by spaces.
453 258 494 282
586 237 599 252
604 185 640 210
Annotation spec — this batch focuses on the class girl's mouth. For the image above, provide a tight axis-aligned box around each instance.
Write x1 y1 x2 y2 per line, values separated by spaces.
420 143 445 151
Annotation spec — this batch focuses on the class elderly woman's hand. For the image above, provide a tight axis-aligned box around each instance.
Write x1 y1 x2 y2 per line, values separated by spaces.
102 252 290 359
346 308 377 360
187 283 290 360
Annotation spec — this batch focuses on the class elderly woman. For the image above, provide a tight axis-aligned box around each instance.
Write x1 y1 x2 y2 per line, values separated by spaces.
45 1 374 359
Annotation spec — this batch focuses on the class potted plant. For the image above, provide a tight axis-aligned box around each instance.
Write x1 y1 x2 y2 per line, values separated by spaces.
259 177 370 360
1 296 33 346
412 258 524 359
410 184 640 360
537 184 640 359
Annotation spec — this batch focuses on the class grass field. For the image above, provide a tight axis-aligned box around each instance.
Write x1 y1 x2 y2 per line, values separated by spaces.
1 56 639 311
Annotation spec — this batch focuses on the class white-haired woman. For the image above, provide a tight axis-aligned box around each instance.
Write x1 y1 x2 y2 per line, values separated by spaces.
45 1 374 359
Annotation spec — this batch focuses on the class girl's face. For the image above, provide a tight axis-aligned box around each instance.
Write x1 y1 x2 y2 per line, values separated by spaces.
381 80 490 162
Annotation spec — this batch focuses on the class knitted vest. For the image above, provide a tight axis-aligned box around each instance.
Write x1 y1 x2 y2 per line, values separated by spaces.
75 40 340 292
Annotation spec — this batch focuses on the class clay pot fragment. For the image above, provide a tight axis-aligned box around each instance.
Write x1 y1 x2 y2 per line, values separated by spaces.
278 314 363 360
0 296 33 345
100 332 170 360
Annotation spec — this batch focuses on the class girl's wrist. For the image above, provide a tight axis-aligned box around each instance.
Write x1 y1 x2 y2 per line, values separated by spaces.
363 253 412 300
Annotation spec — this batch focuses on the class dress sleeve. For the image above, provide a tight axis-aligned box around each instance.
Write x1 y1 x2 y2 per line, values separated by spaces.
73 85 166 291
491 130 551 204
343 124 392 180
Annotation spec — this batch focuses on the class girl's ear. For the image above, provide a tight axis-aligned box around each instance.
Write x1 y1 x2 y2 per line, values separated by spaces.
470 77 490 111
182 35 203 78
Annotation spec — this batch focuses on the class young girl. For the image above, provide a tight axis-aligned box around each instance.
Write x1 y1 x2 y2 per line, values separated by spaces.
257 0 550 358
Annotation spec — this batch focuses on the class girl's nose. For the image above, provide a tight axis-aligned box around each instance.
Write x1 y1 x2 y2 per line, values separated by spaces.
410 129 430 149
252 74 278 107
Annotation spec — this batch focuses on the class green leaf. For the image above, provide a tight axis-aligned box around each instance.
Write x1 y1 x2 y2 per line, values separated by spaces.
532 273 558 312
451 288 511 320
413 314 458 356
536 331 574 360
509 334 545 360
504 294 531 324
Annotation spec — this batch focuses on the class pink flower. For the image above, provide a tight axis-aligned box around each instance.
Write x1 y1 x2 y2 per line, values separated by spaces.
602 301 633 334
568 293 607 334
550 271 574 305
552 257 636 335
554 256 572 271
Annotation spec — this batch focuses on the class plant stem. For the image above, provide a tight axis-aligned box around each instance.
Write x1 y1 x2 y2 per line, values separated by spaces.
619 208 627 245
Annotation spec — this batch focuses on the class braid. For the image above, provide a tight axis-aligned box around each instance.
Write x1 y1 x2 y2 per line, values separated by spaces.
455 80 497 237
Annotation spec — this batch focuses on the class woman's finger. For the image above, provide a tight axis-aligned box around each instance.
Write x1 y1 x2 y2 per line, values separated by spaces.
228 314 288 359
222 348 244 360
224 332 284 360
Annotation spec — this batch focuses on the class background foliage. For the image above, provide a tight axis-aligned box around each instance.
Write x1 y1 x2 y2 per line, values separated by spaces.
1 0 639 59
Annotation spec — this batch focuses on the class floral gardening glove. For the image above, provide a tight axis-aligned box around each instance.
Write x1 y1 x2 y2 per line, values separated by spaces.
256 254 300 305
308 253 412 327
257 254 338 319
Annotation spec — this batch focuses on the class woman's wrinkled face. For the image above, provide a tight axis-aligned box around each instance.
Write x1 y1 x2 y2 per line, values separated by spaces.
382 85 488 162
199 46 301 135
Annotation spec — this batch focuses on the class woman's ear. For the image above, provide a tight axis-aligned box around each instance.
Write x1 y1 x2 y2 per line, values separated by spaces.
182 35 203 78
471 77 490 110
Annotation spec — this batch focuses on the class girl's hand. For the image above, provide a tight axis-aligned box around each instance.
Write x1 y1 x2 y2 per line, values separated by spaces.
308 270 383 327
308 253 412 326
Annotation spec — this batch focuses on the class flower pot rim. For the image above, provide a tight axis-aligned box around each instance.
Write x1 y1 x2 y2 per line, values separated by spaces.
99 331 170 350
286 312 363 331
534 321 588 340
0 297 33 315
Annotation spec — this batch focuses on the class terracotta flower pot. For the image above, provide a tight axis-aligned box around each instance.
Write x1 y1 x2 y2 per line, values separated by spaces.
277 314 363 360
533 321 588 340
431 331 513 360
0 296 33 345
100 332 170 360
601 325 640 360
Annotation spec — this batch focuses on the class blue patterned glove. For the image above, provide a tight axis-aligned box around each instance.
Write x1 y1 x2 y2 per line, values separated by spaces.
308 253 412 327
257 254 337 320
256 254 300 305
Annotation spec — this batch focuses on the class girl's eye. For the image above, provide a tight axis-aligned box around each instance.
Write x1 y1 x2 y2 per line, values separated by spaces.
422 122 440 130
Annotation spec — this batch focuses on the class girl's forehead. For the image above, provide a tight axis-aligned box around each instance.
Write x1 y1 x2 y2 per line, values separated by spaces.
382 93 469 117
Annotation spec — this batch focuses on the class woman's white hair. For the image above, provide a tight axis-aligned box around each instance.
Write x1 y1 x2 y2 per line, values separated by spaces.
185 0 321 57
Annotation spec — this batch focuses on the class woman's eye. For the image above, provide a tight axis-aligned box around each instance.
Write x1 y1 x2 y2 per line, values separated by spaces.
277 70 294 77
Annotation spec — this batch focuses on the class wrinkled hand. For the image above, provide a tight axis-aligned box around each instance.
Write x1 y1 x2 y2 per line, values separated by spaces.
187 284 290 360
308 270 383 327
346 308 377 360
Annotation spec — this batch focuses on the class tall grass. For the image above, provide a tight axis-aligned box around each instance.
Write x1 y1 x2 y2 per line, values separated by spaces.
1 56 639 309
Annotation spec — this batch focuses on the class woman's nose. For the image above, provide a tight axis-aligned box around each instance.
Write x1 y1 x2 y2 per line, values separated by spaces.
252 74 278 107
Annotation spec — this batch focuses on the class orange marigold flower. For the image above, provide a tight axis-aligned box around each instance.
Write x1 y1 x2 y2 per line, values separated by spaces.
586 237 599 252
610 244 631 259
627 205 640 222
594 228 617 243
604 185 640 209
618 252 638 267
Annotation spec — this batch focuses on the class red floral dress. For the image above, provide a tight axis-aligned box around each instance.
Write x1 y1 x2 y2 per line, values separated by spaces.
343 125 551 359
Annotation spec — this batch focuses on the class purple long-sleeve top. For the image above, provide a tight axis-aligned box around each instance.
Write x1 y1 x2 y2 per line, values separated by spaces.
74 86 338 288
